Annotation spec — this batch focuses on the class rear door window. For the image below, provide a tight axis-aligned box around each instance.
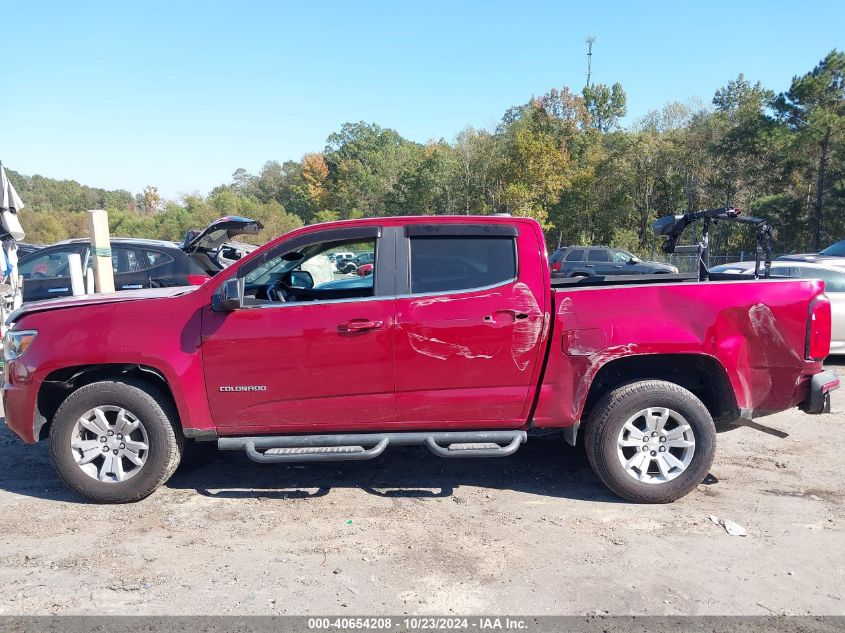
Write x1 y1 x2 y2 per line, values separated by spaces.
112 246 145 273
564 249 585 262
409 236 516 294
587 249 611 262
143 249 175 269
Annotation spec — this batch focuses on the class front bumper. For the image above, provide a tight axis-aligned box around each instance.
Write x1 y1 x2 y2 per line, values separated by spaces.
800 369 840 414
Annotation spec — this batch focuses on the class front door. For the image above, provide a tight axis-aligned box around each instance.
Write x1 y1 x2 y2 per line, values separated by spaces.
393 223 547 428
201 225 396 434
19 244 87 302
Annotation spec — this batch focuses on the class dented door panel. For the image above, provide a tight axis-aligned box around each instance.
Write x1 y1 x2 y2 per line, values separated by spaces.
394 223 549 427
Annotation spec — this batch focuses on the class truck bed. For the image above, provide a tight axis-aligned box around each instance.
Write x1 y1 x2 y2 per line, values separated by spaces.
551 273 698 287
550 271 783 288
533 277 827 430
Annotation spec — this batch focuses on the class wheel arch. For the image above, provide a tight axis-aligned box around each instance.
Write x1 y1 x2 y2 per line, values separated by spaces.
580 353 739 432
36 364 180 441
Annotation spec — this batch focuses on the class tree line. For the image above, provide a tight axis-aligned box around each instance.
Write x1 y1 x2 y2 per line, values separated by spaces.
8 49 844 257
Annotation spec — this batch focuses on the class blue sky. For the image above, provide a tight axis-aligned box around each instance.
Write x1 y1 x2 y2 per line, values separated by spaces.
2 0 843 199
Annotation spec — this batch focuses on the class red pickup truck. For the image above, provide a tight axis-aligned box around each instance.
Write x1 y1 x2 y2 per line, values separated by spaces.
2 215 838 504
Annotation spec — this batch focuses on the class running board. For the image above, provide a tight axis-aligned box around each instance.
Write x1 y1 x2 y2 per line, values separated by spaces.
218 430 527 464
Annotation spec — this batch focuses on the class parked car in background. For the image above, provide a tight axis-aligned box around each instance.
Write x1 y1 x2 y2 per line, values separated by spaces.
777 239 845 267
357 263 374 277
16 243 43 257
331 252 355 271
548 246 677 277
218 240 258 267
337 251 374 274
820 240 845 257
17 216 262 303
710 260 845 355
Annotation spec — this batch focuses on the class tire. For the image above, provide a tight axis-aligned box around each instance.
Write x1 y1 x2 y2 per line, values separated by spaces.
584 380 716 503
50 379 184 503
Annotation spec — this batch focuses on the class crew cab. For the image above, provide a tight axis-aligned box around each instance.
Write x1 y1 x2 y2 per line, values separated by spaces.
2 216 838 504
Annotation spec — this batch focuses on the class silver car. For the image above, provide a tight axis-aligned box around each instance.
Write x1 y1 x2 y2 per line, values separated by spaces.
710 260 845 355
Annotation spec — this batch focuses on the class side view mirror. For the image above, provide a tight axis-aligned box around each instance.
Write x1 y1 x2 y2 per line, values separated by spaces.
212 278 243 312
629 256 642 264
288 270 314 289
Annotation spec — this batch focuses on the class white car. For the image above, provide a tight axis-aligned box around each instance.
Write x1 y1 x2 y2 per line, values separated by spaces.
710 260 845 355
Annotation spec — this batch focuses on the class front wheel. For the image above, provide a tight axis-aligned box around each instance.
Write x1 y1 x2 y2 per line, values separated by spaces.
584 380 716 503
50 379 184 503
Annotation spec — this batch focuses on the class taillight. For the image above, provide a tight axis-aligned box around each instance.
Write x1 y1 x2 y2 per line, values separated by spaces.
187 274 211 286
551 261 562 272
806 295 832 360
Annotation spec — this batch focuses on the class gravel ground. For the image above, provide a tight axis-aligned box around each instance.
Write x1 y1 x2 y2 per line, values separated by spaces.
0 363 843 616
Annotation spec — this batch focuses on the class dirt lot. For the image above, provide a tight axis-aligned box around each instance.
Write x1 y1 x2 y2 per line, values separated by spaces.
1 364 843 616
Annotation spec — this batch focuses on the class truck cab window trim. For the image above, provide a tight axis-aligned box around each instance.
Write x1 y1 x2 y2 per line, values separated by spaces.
398 231 520 298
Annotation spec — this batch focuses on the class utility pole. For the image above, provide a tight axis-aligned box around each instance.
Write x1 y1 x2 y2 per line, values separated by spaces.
585 36 595 88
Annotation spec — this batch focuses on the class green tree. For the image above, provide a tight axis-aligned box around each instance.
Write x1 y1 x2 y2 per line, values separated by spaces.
774 50 845 249
583 82 627 132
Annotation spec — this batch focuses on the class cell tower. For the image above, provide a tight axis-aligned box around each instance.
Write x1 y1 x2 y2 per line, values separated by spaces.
585 36 595 88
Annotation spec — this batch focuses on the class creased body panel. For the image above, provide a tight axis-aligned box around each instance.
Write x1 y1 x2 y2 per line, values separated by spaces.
534 279 826 428
393 220 549 428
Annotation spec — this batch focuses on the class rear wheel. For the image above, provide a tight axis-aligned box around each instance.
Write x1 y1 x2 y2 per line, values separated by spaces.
585 380 716 503
50 379 183 503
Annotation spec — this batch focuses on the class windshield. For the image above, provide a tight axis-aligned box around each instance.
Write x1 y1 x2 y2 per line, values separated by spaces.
820 241 845 257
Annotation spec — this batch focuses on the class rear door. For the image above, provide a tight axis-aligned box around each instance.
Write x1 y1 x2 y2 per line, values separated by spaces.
562 248 587 276
393 222 547 428
586 248 614 274
111 245 152 290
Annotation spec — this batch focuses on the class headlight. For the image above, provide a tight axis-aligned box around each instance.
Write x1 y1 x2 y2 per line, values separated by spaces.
3 330 37 361
669 266 679 273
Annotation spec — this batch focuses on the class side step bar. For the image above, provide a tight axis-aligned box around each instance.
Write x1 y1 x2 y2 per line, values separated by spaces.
218 430 527 464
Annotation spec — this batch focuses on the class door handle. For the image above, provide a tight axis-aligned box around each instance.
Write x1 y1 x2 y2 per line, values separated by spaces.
484 309 529 323
340 319 384 333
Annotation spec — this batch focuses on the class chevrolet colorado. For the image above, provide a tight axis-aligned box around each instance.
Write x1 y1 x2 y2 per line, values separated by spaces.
2 215 838 503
